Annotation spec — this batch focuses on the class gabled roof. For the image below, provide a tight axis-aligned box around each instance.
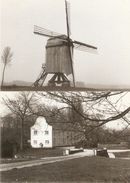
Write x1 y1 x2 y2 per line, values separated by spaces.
31 116 51 131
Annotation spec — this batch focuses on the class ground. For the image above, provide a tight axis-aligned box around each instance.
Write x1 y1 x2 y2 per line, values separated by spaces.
1 85 128 91
114 151 130 158
1 156 130 183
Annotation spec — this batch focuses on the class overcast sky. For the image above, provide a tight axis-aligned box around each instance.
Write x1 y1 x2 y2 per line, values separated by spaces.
1 0 130 87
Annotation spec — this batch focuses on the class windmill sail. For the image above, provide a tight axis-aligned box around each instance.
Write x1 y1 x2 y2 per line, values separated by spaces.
65 0 71 36
65 0 75 86
34 25 62 38
73 40 97 53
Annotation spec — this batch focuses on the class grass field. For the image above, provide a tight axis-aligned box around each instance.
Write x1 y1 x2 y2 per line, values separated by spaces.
1 156 130 183
114 151 130 158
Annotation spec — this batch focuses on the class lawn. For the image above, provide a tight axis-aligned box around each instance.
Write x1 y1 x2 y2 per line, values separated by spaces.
114 151 130 158
1 156 130 182
0 158 36 164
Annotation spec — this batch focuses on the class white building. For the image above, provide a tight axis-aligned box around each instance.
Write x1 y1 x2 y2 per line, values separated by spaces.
30 116 52 148
30 116 84 148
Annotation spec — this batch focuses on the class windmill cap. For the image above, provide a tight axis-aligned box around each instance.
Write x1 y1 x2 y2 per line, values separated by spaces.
46 36 73 47
48 34 68 40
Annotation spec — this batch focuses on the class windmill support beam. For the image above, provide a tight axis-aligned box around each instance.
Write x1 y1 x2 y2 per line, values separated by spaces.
33 67 70 87
48 73 70 87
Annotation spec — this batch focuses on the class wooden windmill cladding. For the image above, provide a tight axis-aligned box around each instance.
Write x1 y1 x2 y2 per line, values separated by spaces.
45 37 73 76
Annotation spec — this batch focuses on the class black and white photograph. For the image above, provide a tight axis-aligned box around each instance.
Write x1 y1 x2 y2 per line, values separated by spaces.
0 0 130 183
0 91 130 182
1 0 130 90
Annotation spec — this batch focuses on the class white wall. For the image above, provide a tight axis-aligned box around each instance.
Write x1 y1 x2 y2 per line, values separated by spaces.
30 117 52 148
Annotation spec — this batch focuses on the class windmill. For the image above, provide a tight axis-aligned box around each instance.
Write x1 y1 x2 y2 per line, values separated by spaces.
33 0 97 87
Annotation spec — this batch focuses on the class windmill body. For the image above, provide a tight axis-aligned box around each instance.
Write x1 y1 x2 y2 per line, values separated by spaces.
33 0 97 87
46 36 73 76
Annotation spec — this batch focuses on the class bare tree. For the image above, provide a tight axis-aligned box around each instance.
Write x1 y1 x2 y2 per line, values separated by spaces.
38 91 130 131
3 92 37 150
1 47 13 88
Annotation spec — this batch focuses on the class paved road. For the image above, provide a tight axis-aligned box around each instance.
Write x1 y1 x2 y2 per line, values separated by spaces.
0 151 89 172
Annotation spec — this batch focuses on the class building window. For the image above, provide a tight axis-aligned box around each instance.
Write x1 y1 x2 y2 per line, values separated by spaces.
45 131 49 135
45 140 49 144
33 140 37 144
34 130 37 135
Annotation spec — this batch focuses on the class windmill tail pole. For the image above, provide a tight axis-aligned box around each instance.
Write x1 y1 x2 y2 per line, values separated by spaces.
70 48 75 87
